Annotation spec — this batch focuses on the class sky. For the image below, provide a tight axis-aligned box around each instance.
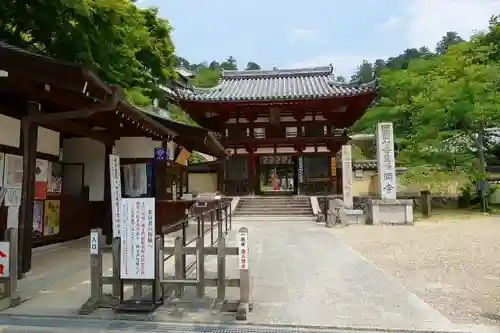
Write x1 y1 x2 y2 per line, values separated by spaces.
137 0 500 77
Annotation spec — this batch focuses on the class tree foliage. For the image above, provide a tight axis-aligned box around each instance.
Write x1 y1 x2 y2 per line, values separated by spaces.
0 0 176 106
350 21 500 195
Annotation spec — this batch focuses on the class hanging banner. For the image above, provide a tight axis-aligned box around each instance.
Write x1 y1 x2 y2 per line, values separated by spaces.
298 157 304 183
35 159 49 200
48 162 62 194
330 157 336 177
4 154 23 189
175 148 190 166
43 200 60 236
0 152 4 187
4 188 21 206
166 141 176 161
110 155 122 238
154 147 166 160
33 201 44 238
120 197 155 280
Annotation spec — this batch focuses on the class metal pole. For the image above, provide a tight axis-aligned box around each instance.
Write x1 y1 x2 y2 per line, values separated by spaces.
182 220 187 279
197 215 201 237
225 204 228 233
210 210 214 245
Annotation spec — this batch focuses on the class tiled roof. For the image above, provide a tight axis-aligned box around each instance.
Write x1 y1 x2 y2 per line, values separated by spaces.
179 66 378 102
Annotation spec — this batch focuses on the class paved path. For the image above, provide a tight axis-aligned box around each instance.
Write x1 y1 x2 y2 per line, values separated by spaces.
229 216 457 331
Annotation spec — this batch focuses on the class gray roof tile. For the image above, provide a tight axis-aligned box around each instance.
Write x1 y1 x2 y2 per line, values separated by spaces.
179 66 378 102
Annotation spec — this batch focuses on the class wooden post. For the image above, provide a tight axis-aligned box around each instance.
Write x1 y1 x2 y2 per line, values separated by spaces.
216 234 226 300
90 228 103 302
174 236 184 298
103 144 114 245
236 227 250 320
111 237 121 297
421 190 432 218
196 237 205 298
155 235 163 302
18 101 40 277
7 228 20 306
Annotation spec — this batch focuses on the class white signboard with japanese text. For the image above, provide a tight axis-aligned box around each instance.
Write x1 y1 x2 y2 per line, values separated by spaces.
90 230 99 255
297 157 304 183
109 155 122 238
376 122 397 200
120 198 155 279
341 145 353 208
4 188 21 207
3 154 22 189
238 229 248 270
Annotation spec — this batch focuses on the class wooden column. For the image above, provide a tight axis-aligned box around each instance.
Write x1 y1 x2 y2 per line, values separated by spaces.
103 144 113 245
247 149 255 195
154 141 169 200
18 101 40 277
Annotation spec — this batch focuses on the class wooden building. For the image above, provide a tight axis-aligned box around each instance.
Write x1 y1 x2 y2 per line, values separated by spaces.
0 41 225 275
177 66 379 195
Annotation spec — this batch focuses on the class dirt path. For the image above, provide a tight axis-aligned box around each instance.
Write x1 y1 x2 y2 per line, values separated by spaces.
329 215 500 326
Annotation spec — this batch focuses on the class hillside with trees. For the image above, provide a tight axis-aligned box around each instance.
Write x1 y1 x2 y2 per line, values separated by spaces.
3 0 500 199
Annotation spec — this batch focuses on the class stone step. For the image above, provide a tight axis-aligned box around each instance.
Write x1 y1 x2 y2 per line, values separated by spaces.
235 210 312 216
232 215 316 221
238 203 311 208
237 205 311 210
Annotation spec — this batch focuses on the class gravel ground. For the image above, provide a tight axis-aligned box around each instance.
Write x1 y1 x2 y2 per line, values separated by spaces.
328 213 500 326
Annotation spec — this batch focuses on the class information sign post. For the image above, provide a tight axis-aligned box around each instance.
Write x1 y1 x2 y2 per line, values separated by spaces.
115 197 162 312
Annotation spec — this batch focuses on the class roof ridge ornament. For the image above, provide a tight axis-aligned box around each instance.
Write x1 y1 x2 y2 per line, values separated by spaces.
221 65 334 79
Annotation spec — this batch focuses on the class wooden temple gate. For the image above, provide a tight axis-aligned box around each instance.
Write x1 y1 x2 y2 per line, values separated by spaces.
0 42 225 277
177 66 379 196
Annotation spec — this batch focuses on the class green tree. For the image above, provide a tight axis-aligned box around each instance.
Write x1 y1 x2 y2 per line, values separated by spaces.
246 61 261 70
0 0 176 106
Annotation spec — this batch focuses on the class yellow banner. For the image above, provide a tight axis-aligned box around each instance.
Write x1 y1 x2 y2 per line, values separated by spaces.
330 157 336 176
175 148 191 166
43 200 60 236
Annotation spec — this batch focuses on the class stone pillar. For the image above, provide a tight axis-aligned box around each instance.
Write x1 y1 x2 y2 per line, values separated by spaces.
341 145 353 208
368 122 413 225
376 122 397 199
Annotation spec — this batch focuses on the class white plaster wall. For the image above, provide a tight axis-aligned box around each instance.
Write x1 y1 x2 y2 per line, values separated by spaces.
0 114 20 148
0 114 60 156
37 126 60 156
114 137 161 159
63 138 105 201
63 136 179 201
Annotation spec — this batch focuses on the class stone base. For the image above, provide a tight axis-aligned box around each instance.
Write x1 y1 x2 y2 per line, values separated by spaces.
367 199 414 225
344 209 366 224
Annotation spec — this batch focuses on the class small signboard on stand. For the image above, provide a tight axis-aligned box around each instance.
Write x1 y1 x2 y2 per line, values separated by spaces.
115 197 162 313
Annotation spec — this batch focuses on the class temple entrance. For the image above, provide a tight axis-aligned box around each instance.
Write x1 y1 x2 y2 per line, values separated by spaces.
257 155 297 195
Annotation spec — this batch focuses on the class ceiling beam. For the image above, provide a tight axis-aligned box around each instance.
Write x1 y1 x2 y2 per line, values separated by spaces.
50 119 115 146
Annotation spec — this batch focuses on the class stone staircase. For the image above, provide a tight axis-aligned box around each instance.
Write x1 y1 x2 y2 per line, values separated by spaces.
234 196 313 216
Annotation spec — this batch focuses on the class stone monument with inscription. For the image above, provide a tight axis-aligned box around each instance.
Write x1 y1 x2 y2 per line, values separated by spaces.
341 145 353 209
367 122 413 225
